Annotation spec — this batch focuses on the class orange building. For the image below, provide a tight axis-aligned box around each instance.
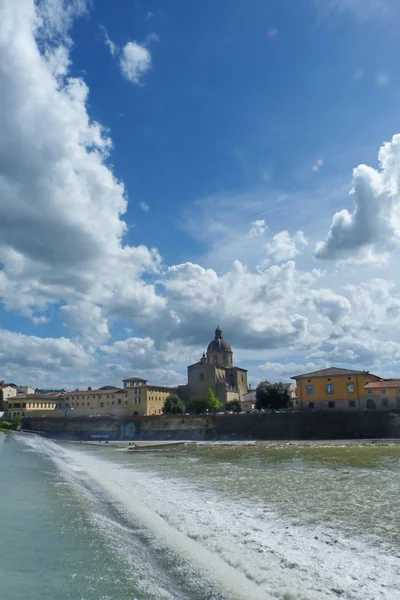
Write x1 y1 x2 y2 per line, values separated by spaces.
291 367 381 410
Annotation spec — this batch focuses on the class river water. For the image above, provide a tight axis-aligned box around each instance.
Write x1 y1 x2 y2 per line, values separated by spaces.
1 433 400 600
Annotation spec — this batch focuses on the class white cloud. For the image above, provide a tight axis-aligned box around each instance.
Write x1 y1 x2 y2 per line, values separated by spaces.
258 361 320 379
0 328 91 371
0 0 164 334
100 25 117 57
139 201 150 213
248 220 267 237
159 260 323 350
120 41 152 85
315 133 400 264
264 231 308 263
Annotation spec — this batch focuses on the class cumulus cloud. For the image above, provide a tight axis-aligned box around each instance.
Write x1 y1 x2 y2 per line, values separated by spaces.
315 133 400 264
158 260 323 350
264 231 308 263
0 329 91 371
0 0 164 331
120 41 152 85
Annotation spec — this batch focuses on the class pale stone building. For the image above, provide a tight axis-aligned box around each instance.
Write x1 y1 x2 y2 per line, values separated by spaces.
186 326 248 404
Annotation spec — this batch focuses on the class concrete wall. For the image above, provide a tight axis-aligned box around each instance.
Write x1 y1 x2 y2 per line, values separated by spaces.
22 410 400 441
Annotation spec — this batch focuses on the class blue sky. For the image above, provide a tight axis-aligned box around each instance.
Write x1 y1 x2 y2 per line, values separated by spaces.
2 0 400 390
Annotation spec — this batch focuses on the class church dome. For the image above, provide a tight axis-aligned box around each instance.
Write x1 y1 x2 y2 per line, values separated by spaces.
207 326 232 353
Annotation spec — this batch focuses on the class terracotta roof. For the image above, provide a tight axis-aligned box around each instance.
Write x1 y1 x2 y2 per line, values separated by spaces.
123 377 148 382
291 367 379 379
365 380 400 389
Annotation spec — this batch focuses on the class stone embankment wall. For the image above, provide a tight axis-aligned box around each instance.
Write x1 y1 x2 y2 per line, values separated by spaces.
23 410 400 441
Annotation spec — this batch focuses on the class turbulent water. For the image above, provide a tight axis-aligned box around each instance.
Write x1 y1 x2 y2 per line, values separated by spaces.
1 434 400 600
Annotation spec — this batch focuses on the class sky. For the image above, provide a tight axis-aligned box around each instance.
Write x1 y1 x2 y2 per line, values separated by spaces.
2 0 400 390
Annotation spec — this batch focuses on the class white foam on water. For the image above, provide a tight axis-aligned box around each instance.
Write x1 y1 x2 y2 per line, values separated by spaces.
18 435 400 600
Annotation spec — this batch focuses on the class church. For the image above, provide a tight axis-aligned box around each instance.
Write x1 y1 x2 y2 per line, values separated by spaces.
185 326 248 404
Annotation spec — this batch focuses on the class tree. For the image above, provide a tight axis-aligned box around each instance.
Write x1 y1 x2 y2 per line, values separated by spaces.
226 400 242 413
11 415 22 429
255 382 290 410
185 396 209 414
206 388 223 412
163 393 185 415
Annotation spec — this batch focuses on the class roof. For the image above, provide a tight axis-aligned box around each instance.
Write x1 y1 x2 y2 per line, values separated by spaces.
291 367 379 380
122 377 148 383
66 388 125 396
365 380 400 389
207 326 232 354
97 385 120 390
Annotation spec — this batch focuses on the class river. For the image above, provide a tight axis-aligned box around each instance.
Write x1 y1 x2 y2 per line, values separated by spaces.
1 433 399 600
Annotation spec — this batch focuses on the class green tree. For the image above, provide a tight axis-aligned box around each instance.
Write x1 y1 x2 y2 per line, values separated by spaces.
226 400 242 413
162 394 185 415
185 396 208 414
11 415 22 429
255 382 290 410
206 388 223 412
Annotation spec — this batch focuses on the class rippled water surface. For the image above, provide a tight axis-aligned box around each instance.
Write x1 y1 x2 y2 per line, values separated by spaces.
1 434 400 600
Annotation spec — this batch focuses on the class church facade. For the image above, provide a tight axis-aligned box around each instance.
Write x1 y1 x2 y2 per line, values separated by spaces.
185 326 248 404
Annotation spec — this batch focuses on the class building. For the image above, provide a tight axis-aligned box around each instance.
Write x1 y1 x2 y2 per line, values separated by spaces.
122 378 178 416
6 394 61 419
6 377 179 419
16 386 34 395
242 389 256 412
291 367 381 410
0 382 17 412
364 380 400 410
186 326 248 404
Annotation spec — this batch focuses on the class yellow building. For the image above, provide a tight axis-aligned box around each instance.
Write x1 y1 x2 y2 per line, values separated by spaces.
291 367 381 410
122 377 178 415
6 394 62 419
364 380 400 410
6 378 179 419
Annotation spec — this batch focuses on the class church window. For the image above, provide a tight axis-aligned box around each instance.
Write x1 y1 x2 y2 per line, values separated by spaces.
214 355 218 364
200 372 204 381
223 356 227 364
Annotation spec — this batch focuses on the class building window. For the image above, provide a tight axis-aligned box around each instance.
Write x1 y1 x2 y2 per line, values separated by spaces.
326 384 334 395
381 389 387 394
112 401 115 405
348 400 356 408
100 402 104 408
382 398 389 408
367 389 373 395
214 355 218 364
223 356 228 364
135 398 140 404
118 399 121 404
87 402 89 406
124 400 128 405
328 401 335 409
199 372 204 381
307 379 312 383
308 402 315 409
347 376 352 380
306 385 314 396
347 383 355 393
